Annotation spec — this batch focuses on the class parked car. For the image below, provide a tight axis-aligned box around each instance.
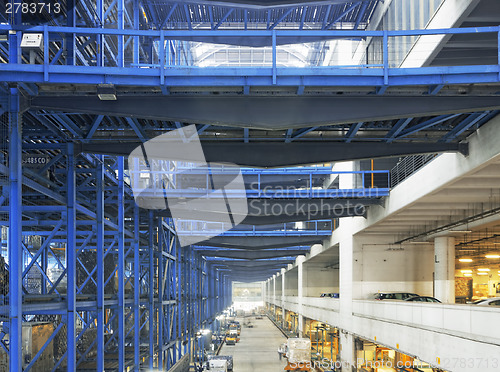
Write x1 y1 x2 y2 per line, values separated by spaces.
472 297 500 306
320 293 339 298
404 296 441 303
370 292 419 300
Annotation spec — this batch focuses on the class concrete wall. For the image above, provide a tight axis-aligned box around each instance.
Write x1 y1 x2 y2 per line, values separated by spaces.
285 268 298 296
353 243 434 299
304 265 339 297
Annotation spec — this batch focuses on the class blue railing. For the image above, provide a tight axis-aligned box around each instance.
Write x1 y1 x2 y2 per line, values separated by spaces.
0 26 499 87
129 168 390 199
176 219 335 236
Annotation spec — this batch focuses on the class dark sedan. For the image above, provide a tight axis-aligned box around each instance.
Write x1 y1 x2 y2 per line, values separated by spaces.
404 296 441 303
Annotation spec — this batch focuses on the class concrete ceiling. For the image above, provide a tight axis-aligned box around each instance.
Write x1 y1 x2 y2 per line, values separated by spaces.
361 157 500 242
429 0 500 67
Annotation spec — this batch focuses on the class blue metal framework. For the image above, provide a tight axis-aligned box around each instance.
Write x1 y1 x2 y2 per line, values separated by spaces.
0 142 231 370
1 0 500 369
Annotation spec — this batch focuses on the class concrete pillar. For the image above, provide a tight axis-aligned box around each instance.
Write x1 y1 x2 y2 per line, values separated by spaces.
434 236 455 303
339 331 356 372
297 255 305 337
337 161 357 370
339 221 356 324
272 275 276 305
281 268 286 328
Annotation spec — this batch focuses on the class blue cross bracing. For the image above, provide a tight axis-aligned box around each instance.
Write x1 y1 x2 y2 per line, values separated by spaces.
1 0 500 370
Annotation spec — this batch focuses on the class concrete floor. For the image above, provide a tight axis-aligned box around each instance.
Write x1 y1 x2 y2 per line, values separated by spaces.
219 317 287 372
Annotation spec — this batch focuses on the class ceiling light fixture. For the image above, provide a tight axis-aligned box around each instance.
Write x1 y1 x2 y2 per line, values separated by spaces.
460 270 472 273
463 273 473 277
459 258 473 262
450 230 472 233
477 272 488 276
478 268 490 272
485 254 500 259
97 84 117 101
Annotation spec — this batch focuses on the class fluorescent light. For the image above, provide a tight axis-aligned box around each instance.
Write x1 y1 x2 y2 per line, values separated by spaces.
477 272 488 276
485 255 500 259
97 84 117 101
450 230 472 233
459 258 473 262
463 273 472 277
460 270 472 273
478 268 490 272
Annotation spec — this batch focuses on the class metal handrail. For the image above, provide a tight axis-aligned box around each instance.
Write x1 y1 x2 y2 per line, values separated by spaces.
390 154 438 188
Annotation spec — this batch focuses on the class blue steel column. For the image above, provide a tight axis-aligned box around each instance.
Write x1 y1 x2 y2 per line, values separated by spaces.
187 248 192 359
134 204 140 371
157 218 163 369
117 157 125 372
96 0 103 66
66 142 77 371
8 87 22 372
177 240 182 360
96 155 105 371
209 266 215 321
183 246 188 355
66 0 75 65
117 0 124 67
133 0 139 64
148 211 154 368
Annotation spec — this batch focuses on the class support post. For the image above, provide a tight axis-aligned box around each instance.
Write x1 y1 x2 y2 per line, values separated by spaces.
117 0 124 67
297 255 305 337
66 0 75 65
96 155 105 371
158 218 164 369
148 210 155 368
134 204 140 371
434 236 456 303
281 268 286 329
8 87 22 372
66 142 77 371
117 157 125 372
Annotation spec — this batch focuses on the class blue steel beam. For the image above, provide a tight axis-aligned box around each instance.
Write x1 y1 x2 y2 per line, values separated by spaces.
286 127 318 142
324 2 361 30
397 114 461 139
344 121 363 143
438 112 488 143
384 118 413 143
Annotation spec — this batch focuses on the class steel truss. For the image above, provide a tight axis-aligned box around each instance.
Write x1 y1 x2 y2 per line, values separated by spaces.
0 107 231 371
